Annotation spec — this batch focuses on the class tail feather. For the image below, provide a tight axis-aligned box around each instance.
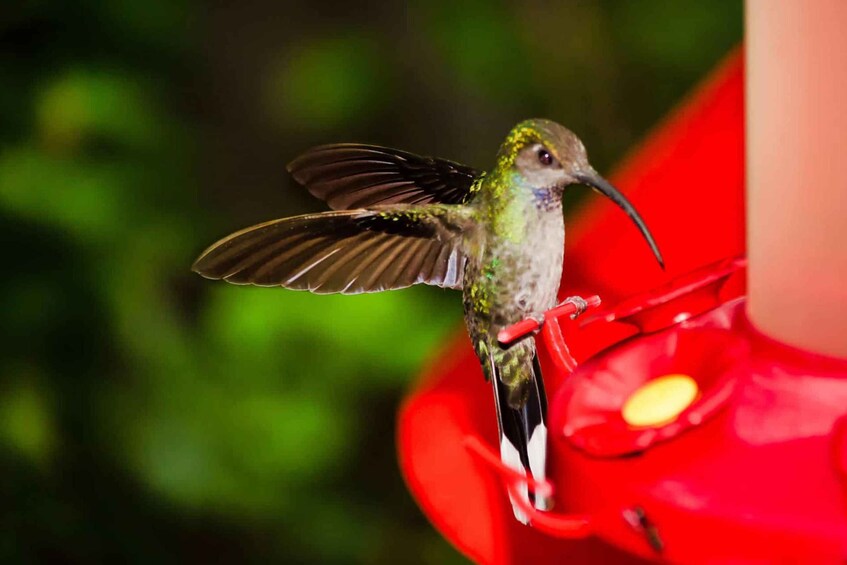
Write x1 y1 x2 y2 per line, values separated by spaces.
525 355 550 510
488 349 550 524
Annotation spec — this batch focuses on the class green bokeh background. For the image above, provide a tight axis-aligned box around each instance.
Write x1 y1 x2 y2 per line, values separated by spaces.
0 1 740 562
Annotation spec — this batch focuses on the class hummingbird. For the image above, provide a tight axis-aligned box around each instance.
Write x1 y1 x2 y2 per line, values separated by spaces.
192 119 663 524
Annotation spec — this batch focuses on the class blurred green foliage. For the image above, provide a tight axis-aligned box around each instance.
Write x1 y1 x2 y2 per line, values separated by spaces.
0 1 740 562
267 34 386 131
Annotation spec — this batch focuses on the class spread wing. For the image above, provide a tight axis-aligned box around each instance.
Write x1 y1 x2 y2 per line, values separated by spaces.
192 206 472 294
287 144 482 210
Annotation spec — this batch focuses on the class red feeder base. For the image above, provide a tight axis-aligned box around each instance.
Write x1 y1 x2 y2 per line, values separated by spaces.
545 260 847 563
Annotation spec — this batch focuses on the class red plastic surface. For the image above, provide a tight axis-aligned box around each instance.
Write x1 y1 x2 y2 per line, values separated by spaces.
462 436 591 539
559 303 747 457
584 256 746 334
551 303 847 562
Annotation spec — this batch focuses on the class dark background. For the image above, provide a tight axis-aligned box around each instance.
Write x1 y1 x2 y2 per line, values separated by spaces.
1 1 740 562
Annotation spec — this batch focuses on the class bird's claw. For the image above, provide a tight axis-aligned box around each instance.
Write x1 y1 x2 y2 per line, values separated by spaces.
563 296 589 320
528 312 546 332
499 295 597 348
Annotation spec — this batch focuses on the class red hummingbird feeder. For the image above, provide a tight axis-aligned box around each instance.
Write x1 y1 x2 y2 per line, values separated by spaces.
398 2 847 562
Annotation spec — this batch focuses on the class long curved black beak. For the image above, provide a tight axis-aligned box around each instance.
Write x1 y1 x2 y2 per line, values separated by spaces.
574 171 664 269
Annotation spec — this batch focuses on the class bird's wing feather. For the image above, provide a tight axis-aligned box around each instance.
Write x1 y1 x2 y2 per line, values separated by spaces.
192 206 472 294
287 144 481 209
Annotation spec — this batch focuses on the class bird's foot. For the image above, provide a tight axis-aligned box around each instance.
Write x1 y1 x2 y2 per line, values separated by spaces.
527 311 545 332
561 295 590 320
498 295 601 348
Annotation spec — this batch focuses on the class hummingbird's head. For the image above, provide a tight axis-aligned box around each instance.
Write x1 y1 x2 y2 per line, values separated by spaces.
499 118 591 189
499 118 664 269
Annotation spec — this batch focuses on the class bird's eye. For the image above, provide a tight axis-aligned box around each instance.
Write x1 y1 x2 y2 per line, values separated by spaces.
537 148 553 166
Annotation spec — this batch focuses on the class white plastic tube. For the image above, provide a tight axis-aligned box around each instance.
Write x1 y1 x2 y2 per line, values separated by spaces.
747 0 847 358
